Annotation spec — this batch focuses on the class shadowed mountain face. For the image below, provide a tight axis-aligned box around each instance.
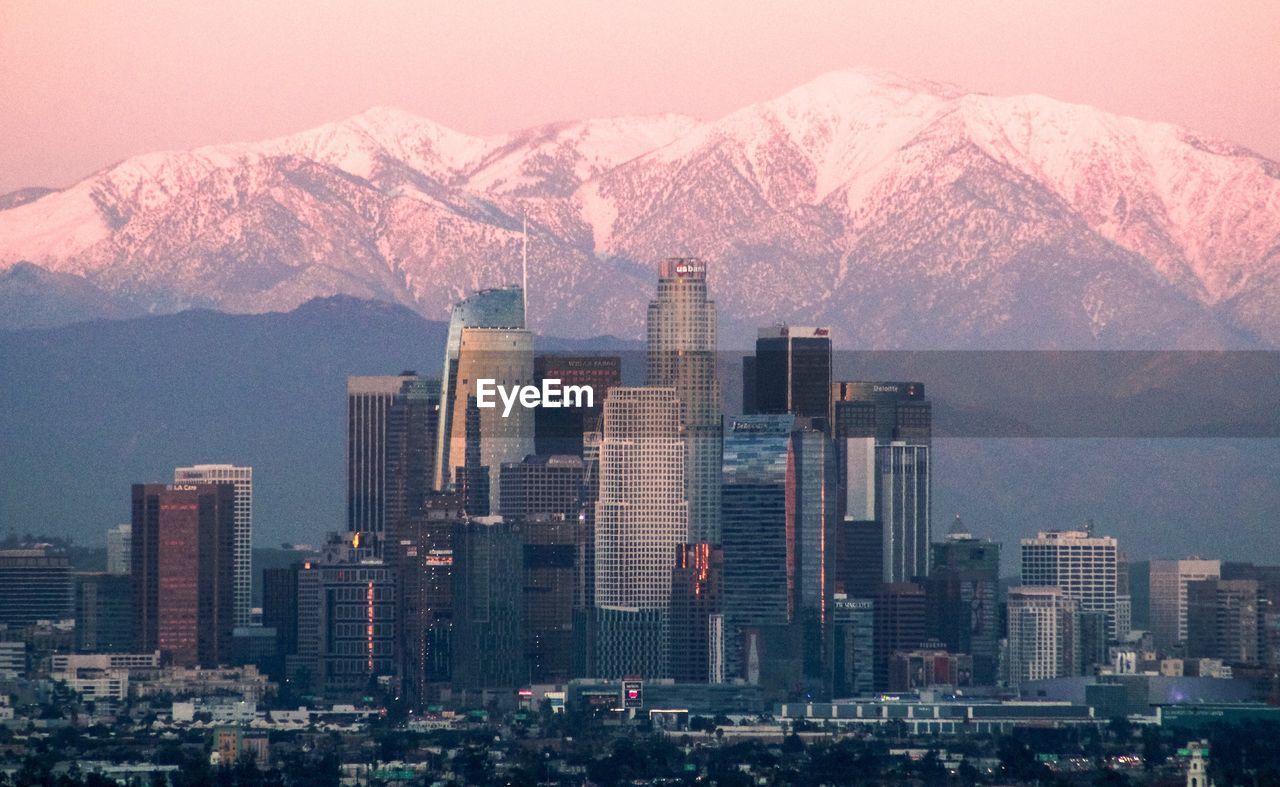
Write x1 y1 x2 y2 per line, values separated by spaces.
1 69 1277 347
1 296 1278 560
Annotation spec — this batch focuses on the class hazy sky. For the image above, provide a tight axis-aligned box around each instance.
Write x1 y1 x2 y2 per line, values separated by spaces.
2 0 1278 193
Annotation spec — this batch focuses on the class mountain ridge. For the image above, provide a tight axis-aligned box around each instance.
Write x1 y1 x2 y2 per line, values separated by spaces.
1 67 1277 347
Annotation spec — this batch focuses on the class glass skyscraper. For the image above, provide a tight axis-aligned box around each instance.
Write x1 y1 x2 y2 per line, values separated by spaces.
646 258 721 545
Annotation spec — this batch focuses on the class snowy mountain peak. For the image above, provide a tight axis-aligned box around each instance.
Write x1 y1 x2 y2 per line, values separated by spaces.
1 70 1278 347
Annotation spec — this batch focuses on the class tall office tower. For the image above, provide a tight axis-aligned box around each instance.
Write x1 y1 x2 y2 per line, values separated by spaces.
1115 552 1132 642
522 514 577 684
1020 526 1119 640
294 532 398 699
174 464 253 628
385 377 441 544
0 547 72 626
593 387 688 678
395 494 462 706
435 286 526 490
876 442 930 582
1187 578 1264 665
721 414 793 680
1149 559 1221 653
262 565 299 667
73 573 132 652
927 516 1001 684
451 517 524 692
499 455 586 521
446 327 536 514
668 543 724 683
873 582 927 690
533 355 621 456
829 593 874 697
131 483 236 667
571 431 603 677
1005 586 1080 690
646 257 722 545
748 325 833 420
106 524 131 574
832 382 931 584
787 423 837 689
347 373 419 548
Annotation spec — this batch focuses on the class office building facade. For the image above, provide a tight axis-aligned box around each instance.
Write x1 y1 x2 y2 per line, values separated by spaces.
451 518 524 691
1149 558 1221 653
1020 527 1119 640
131 483 236 667
0 547 72 626
748 325 832 420
174 464 253 628
646 257 721 545
533 354 620 456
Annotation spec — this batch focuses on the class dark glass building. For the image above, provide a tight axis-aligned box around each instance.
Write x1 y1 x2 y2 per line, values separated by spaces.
521 514 577 684
669 543 724 683
926 517 1001 684
873 582 927 691
747 325 832 420
451 518 524 692
74 572 132 653
262 564 300 670
395 494 463 706
385 376 441 547
0 547 72 627
131 483 236 667
533 355 621 456
499 454 586 521
829 593 874 697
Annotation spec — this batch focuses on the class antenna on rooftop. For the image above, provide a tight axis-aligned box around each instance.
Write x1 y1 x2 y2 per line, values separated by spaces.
521 214 529 329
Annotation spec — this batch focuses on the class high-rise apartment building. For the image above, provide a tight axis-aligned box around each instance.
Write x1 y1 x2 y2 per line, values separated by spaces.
1148 559 1221 653
593 387 687 678
174 464 253 628
746 325 832 420
647 258 721 545
131 483 236 667
0 547 72 626
1020 526 1119 640
927 516 1001 684
1005 586 1079 690
106 524 131 574
434 286 526 491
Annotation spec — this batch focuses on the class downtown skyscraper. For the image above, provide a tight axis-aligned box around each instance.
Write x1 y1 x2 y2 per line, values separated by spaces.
593 387 688 678
1020 526 1119 641
433 285 526 491
744 325 832 420
173 464 253 628
646 258 722 545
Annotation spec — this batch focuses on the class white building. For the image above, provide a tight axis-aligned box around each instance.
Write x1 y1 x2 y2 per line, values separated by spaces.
175 464 253 627
594 387 688 610
1149 559 1220 653
1006 586 1079 689
1020 527 1118 638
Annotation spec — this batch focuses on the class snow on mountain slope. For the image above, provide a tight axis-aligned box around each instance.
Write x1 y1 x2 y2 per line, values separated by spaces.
1 68 1278 347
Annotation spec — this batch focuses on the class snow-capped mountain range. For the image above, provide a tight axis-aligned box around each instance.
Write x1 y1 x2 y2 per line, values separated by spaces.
2 68 1278 347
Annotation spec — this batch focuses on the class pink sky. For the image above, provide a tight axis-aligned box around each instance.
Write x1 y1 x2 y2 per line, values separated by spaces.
2 0 1278 193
